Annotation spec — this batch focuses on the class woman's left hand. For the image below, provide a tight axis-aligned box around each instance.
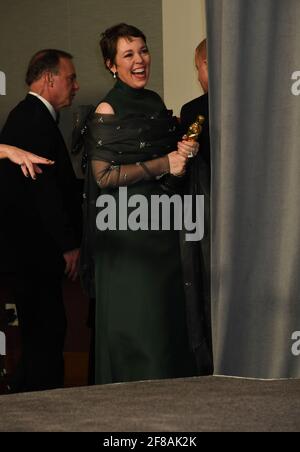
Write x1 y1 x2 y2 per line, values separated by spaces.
177 140 199 159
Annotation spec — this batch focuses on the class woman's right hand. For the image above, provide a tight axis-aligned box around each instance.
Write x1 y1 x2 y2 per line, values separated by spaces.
168 151 187 177
1 144 55 179
7 147 55 179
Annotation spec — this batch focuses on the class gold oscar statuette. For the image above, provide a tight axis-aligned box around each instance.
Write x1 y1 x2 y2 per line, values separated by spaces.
184 115 205 158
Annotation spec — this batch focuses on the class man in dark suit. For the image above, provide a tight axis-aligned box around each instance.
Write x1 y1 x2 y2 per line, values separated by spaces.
0 49 82 392
180 39 213 375
181 39 209 165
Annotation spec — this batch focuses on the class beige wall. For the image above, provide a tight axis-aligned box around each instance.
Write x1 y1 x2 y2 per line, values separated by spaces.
162 0 206 116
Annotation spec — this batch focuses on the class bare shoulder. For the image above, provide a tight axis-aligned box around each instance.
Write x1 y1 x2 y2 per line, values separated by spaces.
95 102 115 114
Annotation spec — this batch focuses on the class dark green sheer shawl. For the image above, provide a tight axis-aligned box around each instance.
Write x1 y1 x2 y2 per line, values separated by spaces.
86 110 180 164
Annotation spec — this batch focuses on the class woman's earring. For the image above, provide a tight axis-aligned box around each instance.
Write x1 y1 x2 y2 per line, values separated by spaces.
113 72 117 79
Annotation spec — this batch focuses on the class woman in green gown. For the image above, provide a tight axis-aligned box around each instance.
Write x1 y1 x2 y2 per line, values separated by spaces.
85 24 199 384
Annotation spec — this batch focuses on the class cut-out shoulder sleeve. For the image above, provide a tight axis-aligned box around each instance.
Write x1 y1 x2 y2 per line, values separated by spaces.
95 102 115 114
92 156 170 189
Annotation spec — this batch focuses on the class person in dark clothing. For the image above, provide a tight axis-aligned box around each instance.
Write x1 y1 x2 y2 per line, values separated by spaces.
180 39 213 375
181 39 209 164
0 49 82 392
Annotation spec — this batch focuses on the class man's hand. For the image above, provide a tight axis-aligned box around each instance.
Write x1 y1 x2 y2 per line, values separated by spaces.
63 248 80 282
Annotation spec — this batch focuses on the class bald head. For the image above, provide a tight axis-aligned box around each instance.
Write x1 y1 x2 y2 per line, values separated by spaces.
196 39 207 60
195 38 208 93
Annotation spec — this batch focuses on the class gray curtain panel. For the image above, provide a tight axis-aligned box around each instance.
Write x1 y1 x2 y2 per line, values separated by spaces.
206 0 300 378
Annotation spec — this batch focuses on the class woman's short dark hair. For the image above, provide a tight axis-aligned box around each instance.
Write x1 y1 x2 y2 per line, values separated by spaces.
25 49 73 86
99 23 147 70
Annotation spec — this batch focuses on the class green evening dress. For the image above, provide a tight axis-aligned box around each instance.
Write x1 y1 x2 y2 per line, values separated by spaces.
93 79 196 384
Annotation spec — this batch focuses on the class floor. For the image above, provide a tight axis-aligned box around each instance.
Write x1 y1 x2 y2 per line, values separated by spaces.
0 376 299 432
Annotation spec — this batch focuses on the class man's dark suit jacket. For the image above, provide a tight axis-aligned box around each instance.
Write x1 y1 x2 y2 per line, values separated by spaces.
180 92 213 375
0 94 82 274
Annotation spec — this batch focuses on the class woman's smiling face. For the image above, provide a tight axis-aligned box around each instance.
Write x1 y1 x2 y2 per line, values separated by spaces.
109 36 151 89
